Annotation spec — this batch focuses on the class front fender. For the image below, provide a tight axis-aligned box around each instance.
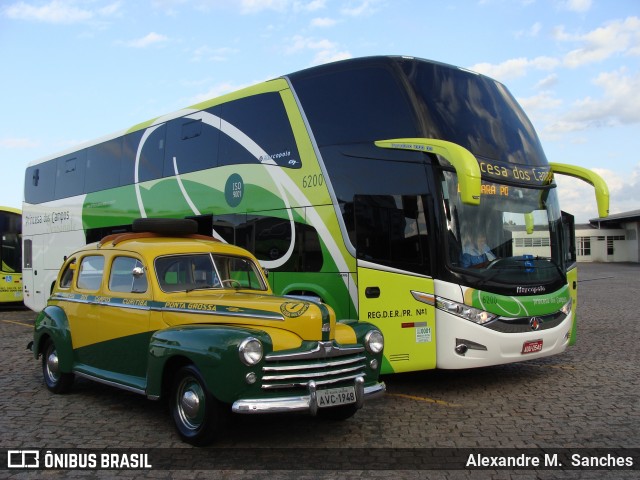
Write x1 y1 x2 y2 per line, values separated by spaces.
33 306 74 373
146 325 273 403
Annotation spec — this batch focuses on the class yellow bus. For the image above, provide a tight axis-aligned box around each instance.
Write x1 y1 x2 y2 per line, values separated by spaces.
0 207 23 304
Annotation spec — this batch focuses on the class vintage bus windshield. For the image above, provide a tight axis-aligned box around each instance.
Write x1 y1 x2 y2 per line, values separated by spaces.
441 170 565 290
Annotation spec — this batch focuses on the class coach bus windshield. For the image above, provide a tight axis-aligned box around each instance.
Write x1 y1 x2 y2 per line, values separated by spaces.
441 170 565 291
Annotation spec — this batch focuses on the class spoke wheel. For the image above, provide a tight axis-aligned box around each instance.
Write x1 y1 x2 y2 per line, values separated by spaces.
42 339 74 394
170 365 225 446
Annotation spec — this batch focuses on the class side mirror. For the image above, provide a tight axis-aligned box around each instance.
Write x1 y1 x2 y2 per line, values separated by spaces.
132 266 145 278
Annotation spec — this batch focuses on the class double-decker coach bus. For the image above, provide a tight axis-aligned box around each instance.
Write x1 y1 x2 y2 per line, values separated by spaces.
23 56 609 373
0 207 23 304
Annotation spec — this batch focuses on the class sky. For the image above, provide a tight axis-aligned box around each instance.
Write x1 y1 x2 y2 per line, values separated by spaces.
1 0 639 223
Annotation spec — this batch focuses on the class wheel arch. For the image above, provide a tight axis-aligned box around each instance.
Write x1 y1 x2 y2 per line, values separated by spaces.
146 325 272 403
33 306 74 373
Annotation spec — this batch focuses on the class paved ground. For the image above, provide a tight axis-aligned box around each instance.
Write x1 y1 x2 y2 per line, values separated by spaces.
0 263 638 479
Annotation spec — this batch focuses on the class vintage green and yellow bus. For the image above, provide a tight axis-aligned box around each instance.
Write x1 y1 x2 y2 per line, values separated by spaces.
0 206 23 304
23 56 608 373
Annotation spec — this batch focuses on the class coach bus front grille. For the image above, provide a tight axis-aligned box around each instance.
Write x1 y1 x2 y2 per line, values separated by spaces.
485 310 567 333
261 342 367 390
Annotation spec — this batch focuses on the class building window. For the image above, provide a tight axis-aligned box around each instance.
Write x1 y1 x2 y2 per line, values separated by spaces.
577 237 591 256
514 237 551 248
607 235 625 256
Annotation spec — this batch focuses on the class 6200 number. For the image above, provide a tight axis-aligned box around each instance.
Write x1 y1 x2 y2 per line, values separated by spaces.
302 174 324 188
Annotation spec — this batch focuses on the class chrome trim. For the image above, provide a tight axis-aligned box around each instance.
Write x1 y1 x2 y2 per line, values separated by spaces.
261 355 365 372
155 306 283 321
456 338 488 352
238 337 263 366
232 376 386 415
73 371 146 396
354 376 365 409
262 372 367 390
51 294 284 321
364 381 386 400
265 341 363 361
262 363 365 382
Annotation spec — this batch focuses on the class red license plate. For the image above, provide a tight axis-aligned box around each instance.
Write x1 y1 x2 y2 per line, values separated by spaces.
522 339 543 354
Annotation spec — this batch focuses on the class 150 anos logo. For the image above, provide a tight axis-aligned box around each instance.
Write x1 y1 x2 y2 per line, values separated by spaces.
280 302 310 318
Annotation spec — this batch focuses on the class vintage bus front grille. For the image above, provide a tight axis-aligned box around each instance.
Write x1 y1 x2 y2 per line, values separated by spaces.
261 342 367 390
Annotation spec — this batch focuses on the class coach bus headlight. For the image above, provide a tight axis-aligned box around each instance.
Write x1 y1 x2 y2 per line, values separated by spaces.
365 330 384 354
560 298 572 317
239 338 263 366
435 297 497 325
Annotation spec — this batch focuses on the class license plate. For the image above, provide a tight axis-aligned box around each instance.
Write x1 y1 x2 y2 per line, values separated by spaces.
317 386 356 408
522 339 543 354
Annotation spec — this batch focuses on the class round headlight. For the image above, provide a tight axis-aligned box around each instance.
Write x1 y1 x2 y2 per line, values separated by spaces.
239 338 263 366
365 330 384 354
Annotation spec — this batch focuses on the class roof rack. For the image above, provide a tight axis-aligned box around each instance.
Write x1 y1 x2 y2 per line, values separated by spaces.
98 231 218 248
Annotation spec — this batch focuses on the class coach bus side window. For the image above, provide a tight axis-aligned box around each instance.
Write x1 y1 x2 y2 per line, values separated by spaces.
121 130 144 186
25 161 56 204
135 124 166 183
218 93 301 168
86 138 122 193
164 115 220 176
54 150 86 200
23 239 32 269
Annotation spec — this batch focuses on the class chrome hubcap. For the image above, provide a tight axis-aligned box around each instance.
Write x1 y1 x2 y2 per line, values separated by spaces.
181 390 200 419
46 349 60 383
176 378 205 430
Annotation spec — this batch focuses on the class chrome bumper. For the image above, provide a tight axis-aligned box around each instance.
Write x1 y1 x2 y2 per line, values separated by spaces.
232 376 386 415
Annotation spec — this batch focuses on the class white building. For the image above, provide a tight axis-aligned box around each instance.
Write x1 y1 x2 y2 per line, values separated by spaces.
575 209 640 263
508 209 639 263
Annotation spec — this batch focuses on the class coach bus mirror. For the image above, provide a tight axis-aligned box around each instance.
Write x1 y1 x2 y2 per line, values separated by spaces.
375 138 481 206
549 162 610 218
525 213 535 234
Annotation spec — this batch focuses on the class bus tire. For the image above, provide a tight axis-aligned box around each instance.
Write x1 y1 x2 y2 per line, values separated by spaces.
132 218 198 235
42 339 74 394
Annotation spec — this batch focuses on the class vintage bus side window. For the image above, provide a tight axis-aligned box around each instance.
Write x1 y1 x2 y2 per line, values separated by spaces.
218 93 301 168
164 114 220 176
86 137 123 193
77 255 105 291
109 257 147 293
59 259 77 289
